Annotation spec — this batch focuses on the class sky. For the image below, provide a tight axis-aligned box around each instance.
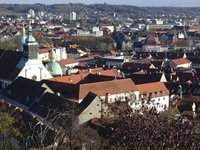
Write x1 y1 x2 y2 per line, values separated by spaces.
1 0 200 7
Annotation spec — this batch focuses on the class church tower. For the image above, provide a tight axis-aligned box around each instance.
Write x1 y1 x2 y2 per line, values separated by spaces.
18 24 27 51
22 26 38 59
16 25 53 81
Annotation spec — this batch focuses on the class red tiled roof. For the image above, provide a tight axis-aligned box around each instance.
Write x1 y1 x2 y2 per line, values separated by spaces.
143 35 157 45
47 69 122 84
48 73 88 84
58 55 97 68
171 58 191 65
136 82 169 95
175 39 188 47
79 78 138 99
189 25 200 31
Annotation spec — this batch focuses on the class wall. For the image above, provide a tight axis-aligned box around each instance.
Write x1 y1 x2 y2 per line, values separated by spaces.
131 95 169 112
17 59 53 81
37 53 49 61
77 96 106 126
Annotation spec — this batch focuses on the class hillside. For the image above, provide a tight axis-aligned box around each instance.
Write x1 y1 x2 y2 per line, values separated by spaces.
0 3 200 18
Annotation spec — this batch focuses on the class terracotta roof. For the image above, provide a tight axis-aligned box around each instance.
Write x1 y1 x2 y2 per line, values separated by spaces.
47 69 122 84
58 55 97 68
143 35 157 45
189 25 200 31
79 78 138 100
136 82 169 98
47 73 88 84
137 82 168 94
175 39 188 47
171 58 191 65
37 47 51 54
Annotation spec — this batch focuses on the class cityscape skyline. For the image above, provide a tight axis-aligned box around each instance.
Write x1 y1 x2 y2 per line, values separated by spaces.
1 0 200 7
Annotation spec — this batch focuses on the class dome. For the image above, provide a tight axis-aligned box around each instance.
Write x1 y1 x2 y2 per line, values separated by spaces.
46 61 63 76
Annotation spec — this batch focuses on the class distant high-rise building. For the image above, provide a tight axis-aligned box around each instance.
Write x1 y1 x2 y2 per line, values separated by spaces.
70 12 77 21
38 11 44 17
28 9 35 18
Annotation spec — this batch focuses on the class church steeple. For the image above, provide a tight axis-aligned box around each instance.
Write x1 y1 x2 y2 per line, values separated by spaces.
22 25 38 60
18 23 27 51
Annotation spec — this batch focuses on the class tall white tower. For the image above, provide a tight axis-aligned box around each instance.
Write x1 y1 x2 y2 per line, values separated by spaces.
28 9 35 18
70 12 77 21
18 24 27 51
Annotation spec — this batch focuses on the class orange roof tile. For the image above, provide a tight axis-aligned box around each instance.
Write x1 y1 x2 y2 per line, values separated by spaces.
47 69 122 84
171 58 191 65
136 82 169 95
48 73 88 84
79 78 138 99
58 55 97 68
189 25 200 31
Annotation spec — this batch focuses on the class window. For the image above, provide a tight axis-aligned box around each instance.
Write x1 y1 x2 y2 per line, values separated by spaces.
32 75 37 81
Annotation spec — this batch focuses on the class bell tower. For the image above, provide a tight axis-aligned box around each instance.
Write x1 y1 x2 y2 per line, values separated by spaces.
16 25 53 81
22 26 38 60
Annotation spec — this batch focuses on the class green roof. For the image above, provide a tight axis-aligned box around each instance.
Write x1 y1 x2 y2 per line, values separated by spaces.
46 61 62 76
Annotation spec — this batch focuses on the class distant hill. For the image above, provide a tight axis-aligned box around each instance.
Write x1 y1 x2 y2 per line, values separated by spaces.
0 3 200 18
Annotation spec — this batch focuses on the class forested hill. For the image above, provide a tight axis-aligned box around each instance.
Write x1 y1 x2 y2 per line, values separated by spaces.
1 3 200 17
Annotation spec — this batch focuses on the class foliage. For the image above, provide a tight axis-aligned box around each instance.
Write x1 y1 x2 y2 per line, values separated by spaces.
72 36 115 51
107 108 200 150
36 38 53 46
0 112 22 150
0 36 20 51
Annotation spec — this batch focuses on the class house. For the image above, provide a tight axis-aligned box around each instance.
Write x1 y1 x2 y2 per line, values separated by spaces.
188 56 200 69
45 75 139 103
170 58 192 69
1 77 54 111
165 82 200 97
37 46 51 61
57 55 98 74
1 77 109 128
122 62 155 74
77 78 139 103
176 96 200 121
142 34 162 52
128 72 167 84
135 82 170 112
74 92 108 127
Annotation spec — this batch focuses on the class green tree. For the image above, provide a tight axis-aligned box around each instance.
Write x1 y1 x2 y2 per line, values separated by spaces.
0 112 21 150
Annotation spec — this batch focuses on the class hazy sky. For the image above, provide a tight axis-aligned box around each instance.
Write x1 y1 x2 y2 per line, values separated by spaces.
1 0 200 7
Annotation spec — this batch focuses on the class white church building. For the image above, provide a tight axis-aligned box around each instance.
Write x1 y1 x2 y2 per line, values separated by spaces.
0 25 53 89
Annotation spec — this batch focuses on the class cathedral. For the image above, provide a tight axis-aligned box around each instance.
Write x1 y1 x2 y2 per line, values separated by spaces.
0 25 53 89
